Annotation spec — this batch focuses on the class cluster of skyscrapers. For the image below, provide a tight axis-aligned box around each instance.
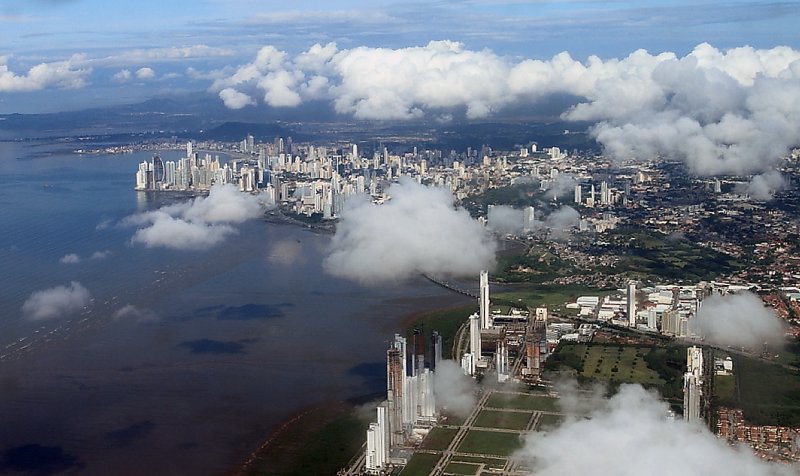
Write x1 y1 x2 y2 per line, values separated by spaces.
134 142 236 191
365 331 441 474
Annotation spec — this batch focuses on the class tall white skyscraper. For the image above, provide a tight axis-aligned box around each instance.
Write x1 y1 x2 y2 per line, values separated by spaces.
627 281 637 327
574 184 582 205
480 270 491 329
523 206 535 233
468 312 481 375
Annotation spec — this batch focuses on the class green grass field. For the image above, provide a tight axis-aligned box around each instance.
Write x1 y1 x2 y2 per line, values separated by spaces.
485 393 558 412
448 455 506 470
421 427 458 451
457 430 522 457
399 453 441 476
473 410 532 430
714 374 736 407
535 413 564 431
443 461 480 475
735 355 800 426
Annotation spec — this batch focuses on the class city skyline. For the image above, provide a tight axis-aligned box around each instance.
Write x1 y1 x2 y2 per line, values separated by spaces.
1 0 798 114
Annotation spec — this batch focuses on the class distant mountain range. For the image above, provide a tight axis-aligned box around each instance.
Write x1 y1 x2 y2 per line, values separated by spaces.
0 91 598 152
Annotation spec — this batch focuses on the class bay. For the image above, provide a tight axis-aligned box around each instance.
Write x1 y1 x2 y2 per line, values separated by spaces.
0 142 466 475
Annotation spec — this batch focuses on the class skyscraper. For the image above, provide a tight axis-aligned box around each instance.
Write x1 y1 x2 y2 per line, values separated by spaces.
480 270 491 329
469 312 481 375
683 346 704 422
627 281 637 327
523 206 535 233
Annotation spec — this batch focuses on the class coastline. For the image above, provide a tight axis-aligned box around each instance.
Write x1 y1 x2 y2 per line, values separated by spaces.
227 301 472 475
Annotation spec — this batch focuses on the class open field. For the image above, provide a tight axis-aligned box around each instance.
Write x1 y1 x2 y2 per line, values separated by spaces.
535 413 564 430
399 453 441 476
486 393 558 412
493 284 612 314
421 427 458 451
547 343 685 401
443 461 480 475
473 410 531 430
714 375 736 407
735 355 800 427
457 430 522 457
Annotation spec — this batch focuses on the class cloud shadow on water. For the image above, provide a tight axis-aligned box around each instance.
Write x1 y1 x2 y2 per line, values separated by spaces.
348 361 385 389
179 339 250 355
187 303 291 321
0 444 84 475
104 421 156 448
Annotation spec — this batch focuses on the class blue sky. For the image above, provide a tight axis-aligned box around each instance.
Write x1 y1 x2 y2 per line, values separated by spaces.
1 0 799 113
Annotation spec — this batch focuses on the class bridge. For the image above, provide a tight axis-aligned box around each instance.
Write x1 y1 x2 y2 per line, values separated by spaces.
423 274 478 299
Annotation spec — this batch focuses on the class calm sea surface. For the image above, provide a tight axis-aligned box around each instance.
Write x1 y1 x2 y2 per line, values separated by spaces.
0 142 466 475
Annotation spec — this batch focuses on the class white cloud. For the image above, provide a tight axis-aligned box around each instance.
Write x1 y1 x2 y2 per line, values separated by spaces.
515 383 794 476
125 184 263 250
741 170 788 201
82 45 237 68
59 253 80 264
0 55 90 92
112 304 158 322
112 69 131 82
694 291 786 349
213 42 800 175
323 179 497 284
219 87 255 109
544 205 580 239
434 360 478 418
487 205 524 234
21 281 91 320
135 67 156 80
90 249 112 260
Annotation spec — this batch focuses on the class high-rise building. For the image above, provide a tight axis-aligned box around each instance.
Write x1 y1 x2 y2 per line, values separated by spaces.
468 312 481 376
683 346 703 422
431 331 442 371
523 206 535 233
574 184 582 205
627 281 637 327
480 270 491 329
386 336 406 447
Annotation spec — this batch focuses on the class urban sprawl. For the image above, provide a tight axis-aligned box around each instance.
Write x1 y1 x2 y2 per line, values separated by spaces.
128 135 800 473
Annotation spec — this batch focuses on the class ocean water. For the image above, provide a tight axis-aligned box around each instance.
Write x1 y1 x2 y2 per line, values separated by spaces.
0 142 467 475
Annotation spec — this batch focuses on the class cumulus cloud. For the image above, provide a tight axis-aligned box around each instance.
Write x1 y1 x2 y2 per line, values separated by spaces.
112 69 131 82
324 179 496 284
59 253 80 264
218 87 255 109
0 54 90 92
515 383 794 476
487 205 524 234
21 281 90 320
694 292 786 349
213 42 800 174
135 67 155 80
741 170 789 201
124 184 262 250
112 304 158 322
434 360 478 418
90 250 112 260
537 205 581 240
543 173 578 200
